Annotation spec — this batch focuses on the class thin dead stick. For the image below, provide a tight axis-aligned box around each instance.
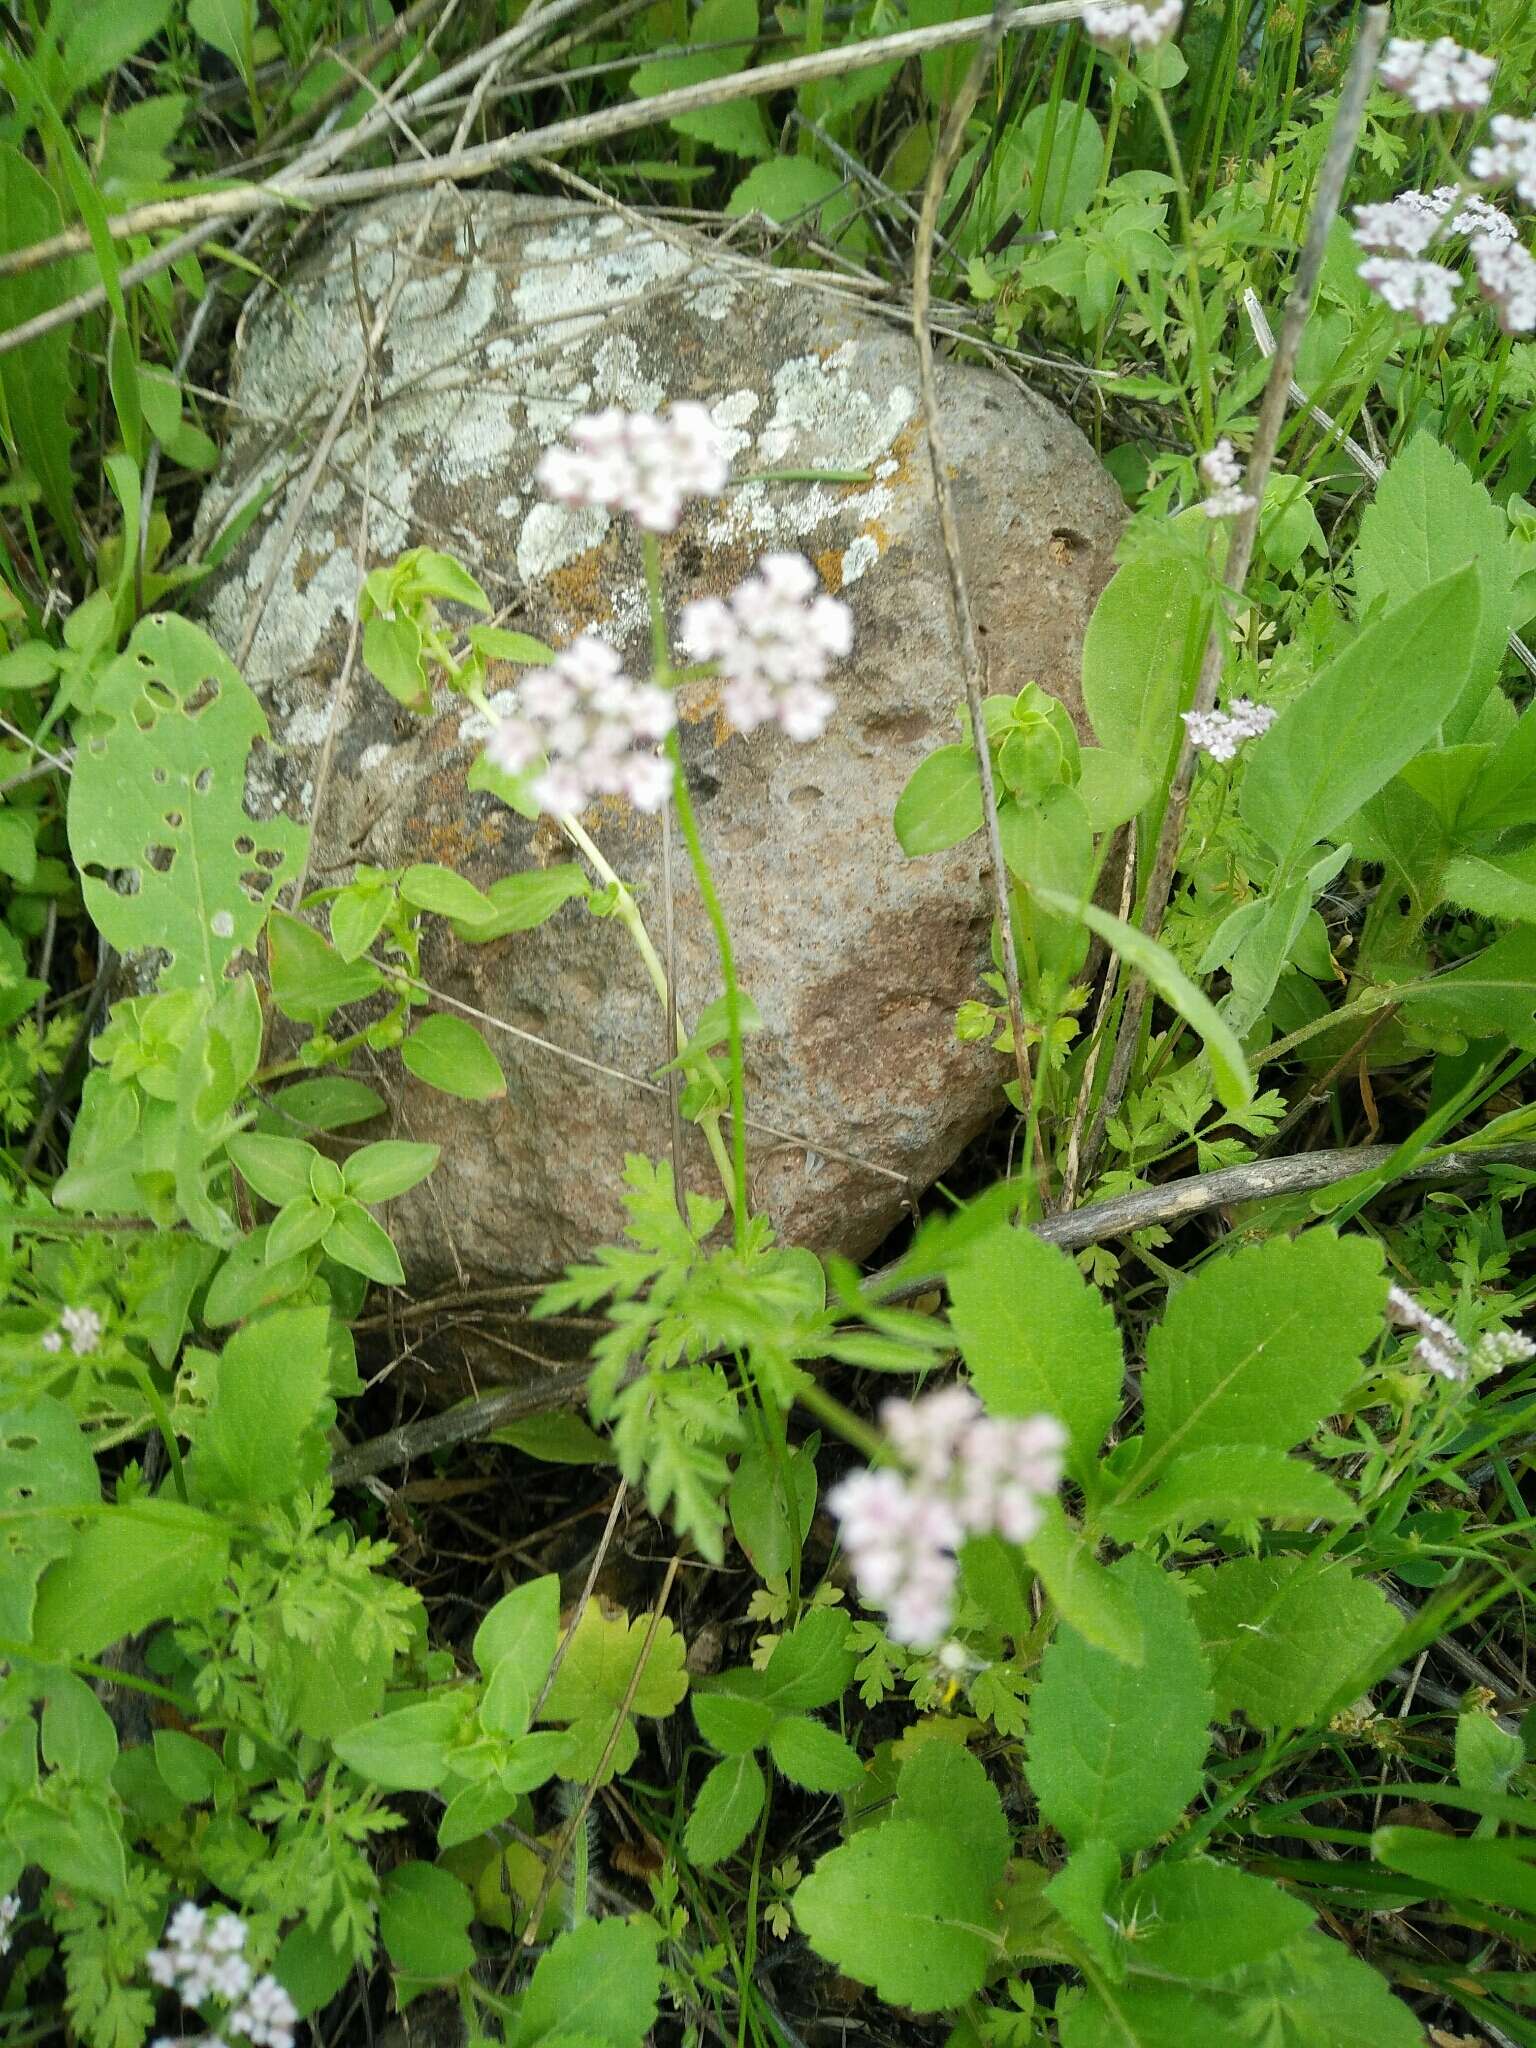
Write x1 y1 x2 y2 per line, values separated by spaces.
328 1138 1536 1485
521 1554 682 1945
911 0 1038 1136
529 1480 630 1721
0 1 1091 342
1079 4 1389 1182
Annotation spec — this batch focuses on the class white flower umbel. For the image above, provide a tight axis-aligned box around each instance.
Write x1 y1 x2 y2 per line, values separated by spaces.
1436 188 1517 242
1082 0 1182 51
1351 195 1448 258
1472 234 1536 332
829 1388 1066 1647
484 635 677 816
228 1976 300 2048
0 1893 19 1956
1356 255 1462 324
1199 439 1258 519
1378 36 1495 115
1183 698 1276 762
144 1904 294 2048
59 1305 103 1355
1472 114 1536 209
680 553 852 742
534 403 729 534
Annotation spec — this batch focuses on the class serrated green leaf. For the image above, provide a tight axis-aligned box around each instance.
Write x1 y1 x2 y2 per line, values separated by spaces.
947 1219 1123 1483
1132 1233 1384 1494
191 1307 330 1504
1100 1446 1351 1544
1190 1556 1398 1731
757 1607 856 1710
1027 1554 1211 1854
401 1013 507 1100
68 618 308 989
684 1752 766 1867
1402 924 1536 1049
795 1817 1005 2012
1045 1838 1121 1975
380 1861 475 1980
1443 843 1536 924
30 1501 230 1658
694 1685 775 1756
1024 1503 1144 1665
508 1917 660 2048
769 1714 863 1792
1119 1858 1314 1979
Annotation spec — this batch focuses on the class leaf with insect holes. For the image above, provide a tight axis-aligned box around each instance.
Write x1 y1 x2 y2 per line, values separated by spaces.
1191 1556 1398 1732
67 617 307 990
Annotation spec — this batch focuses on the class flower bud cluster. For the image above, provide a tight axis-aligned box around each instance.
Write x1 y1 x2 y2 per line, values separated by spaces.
534 404 729 533
828 1387 1066 1647
146 1905 298 2048
1385 1287 1535 1384
1378 37 1495 116
484 636 676 816
680 553 852 742
1182 698 1276 762
1082 0 1182 51
1198 439 1257 519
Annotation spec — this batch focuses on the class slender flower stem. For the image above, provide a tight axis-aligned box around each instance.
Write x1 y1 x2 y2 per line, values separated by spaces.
667 739 749 1250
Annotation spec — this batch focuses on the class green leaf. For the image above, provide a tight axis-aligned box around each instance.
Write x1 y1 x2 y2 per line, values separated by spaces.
451 864 590 939
1240 565 1481 874
334 1696 467 1791
489 1412 615 1465
226 1132 318 1207
1131 1232 1384 1493
1024 1503 1144 1666
1031 887 1253 1111
0 1398 98 1640
947 1218 1123 1484
273 1923 353 2017
683 1752 766 1867
1402 925 1536 1049
795 1800 1006 2010
509 1917 661 2048
268 910 383 1026
401 1014 507 1100
1076 747 1153 831
380 1862 475 1980
1081 558 1207 777
343 1140 441 1203
1013 101 1105 231
694 1687 776 1756
1354 431 1515 735
41 1674 119 1783
473 1574 559 1686
8 1792 125 1903
1026 1553 1212 1854
768 1714 863 1792
756 1606 856 1710
1119 1858 1314 1979
188 0 252 76
0 810 38 885
727 1439 817 1580
0 147 83 569
1101 1446 1350 1543
68 618 308 989
1191 1556 1398 1731
59 0 173 95
1460 700 1536 834
1045 1838 1121 1974
1372 1823 1536 1915
894 745 983 854
191 1307 330 1504
322 1199 405 1285
536 1600 688 1785
726 158 851 236
29 1501 230 1658
330 882 395 962
399 863 497 923
896 1742 1011 1871
266 1077 386 1131
1443 843 1536 925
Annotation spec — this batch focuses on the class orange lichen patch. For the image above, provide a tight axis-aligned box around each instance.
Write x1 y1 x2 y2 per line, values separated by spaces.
814 547 844 595
546 546 615 628
411 807 508 870
677 679 724 728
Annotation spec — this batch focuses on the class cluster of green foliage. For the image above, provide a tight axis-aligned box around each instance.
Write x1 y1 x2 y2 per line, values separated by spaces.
0 2 1534 2047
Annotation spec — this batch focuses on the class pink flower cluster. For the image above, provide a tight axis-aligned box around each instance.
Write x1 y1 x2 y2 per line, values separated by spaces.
1199 440 1257 519
1183 698 1276 762
1473 114 1536 208
1082 0 1182 51
828 1387 1066 1647
484 635 676 815
681 553 852 742
534 404 729 533
1352 181 1534 332
1378 37 1495 116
